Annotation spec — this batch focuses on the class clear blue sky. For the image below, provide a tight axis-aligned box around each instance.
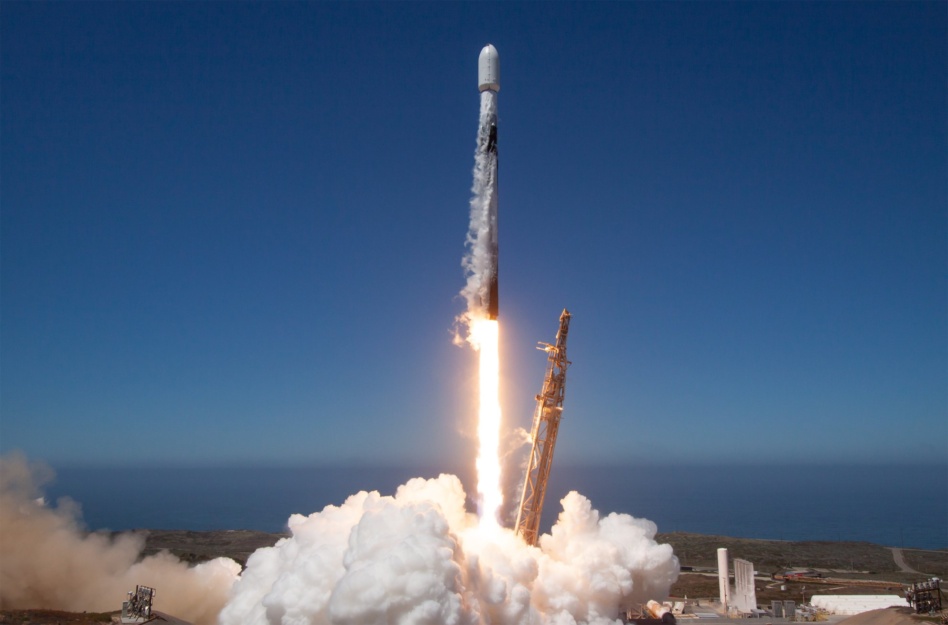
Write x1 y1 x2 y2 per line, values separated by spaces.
2 2 945 468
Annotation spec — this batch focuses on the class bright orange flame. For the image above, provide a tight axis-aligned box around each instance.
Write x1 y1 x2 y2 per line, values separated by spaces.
470 318 502 528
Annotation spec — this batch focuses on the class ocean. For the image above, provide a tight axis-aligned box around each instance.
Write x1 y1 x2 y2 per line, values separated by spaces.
45 463 947 550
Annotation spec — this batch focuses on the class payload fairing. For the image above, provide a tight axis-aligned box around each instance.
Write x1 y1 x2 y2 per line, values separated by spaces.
477 44 500 320
478 44 500 93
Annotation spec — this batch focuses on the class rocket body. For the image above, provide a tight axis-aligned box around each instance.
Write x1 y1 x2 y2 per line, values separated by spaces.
477 44 500 320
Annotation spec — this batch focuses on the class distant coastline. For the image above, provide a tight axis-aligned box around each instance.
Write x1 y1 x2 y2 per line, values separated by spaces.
47 463 948 551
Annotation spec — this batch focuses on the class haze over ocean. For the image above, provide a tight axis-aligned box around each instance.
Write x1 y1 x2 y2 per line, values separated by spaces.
47 463 947 550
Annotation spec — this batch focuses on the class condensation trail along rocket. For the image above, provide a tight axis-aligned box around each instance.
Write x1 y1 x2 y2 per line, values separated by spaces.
478 44 500 320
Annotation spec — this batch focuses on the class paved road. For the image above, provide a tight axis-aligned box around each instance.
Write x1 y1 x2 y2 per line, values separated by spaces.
889 547 924 575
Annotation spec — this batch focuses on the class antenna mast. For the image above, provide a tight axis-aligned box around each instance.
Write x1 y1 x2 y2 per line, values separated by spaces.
515 308 572 546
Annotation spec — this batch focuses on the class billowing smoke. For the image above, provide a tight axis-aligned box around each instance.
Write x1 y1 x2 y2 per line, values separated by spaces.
220 473 679 625
457 89 499 335
0 453 240 625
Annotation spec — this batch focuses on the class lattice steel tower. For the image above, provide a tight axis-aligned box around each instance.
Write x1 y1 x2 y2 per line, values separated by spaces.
515 308 572 546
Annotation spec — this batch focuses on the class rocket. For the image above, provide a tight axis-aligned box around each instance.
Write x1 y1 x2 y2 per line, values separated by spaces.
478 44 500 320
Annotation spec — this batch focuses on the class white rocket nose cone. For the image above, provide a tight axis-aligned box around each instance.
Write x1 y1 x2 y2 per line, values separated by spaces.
478 44 500 92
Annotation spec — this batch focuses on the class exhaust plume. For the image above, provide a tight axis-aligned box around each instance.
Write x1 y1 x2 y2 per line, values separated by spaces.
0 453 240 625
457 83 505 529
219 473 679 625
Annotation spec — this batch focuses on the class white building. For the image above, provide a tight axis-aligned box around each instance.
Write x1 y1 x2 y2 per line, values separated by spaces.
810 595 910 615
732 558 757 613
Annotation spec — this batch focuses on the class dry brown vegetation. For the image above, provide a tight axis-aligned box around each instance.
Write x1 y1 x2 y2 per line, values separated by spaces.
0 610 112 624
657 532 904 574
134 528 286 568
4 531 944 624
901 550 948 577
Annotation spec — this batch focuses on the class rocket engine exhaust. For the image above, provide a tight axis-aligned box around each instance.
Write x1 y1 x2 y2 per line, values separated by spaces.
461 44 503 527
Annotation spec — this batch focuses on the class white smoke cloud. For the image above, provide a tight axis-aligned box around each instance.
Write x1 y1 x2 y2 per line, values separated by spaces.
0 452 240 625
0 455 678 625
220 473 679 625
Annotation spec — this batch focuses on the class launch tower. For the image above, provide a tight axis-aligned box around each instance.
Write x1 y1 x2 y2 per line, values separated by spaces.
515 309 572 546
121 585 155 623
